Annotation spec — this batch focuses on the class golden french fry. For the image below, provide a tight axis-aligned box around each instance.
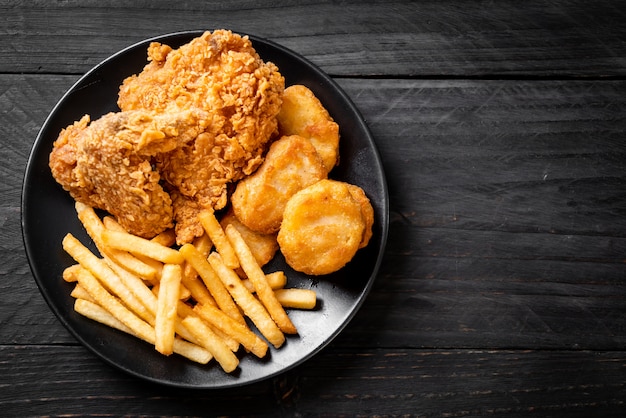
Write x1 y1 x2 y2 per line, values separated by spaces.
63 234 155 325
155 264 181 355
101 229 184 264
70 283 95 302
63 264 82 282
176 301 240 353
242 270 287 293
151 229 177 247
182 316 239 373
208 252 285 349
73 265 154 342
219 209 278 267
102 215 125 232
74 298 212 364
193 232 214 256
182 263 216 307
76 205 159 281
107 259 203 347
198 208 239 269
225 225 297 334
105 258 157 314
194 302 268 358
74 298 133 334
178 284 191 300
274 288 317 309
180 233 217 306
103 216 166 283
179 243 245 324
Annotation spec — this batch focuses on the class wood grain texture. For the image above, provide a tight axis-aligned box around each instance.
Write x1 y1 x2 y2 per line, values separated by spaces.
2 0 626 415
3 75 625 350
2 1 626 76
0 346 624 416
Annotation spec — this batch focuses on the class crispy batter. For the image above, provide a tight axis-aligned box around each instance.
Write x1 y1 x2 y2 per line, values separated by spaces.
231 135 327 234
49 109 210 238
51 30 284 243
277 179 367 275
277 85 340 174
118 30 284 243
346 183 374 248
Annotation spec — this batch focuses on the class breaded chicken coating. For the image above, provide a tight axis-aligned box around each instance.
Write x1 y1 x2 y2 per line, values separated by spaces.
118 30 284 242
49 109 210 238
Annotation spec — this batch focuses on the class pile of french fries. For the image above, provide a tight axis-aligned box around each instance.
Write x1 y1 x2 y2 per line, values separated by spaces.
62 202 316 373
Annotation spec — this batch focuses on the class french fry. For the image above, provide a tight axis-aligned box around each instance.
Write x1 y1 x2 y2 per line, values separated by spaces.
101 229 184 264
76 205 158 281
193 232 214 256
155 264 181 355
180 233 216 306
208 252 285 349
182 264 216 307
176 301 240 353
107 259 204 347
274 288 317 310
70 283 95 302
74 298 134 334
242 270 287 293
63 264 82 282
74 265 154 342
182 316 239 373
194 302 268 358
101 216 163 283
179 243 245 324
151 229 177 247
225 225 297 334
74 298 212 364
105 258 157 314
63 234 155 325
198 208 239 269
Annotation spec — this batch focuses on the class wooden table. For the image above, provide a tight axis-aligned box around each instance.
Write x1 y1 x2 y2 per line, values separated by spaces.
2 1 625 416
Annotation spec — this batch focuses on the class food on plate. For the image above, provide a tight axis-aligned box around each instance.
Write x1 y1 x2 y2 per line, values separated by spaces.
154 264 182 355
277 84 340 174
231 135 327 234
225 225 297 335
50 29 376 375
63 203 317 373
49 109 209 238
118 30 284 243
219 208 278 268
50 29 284 243
273 288 317 310
346 183 375 248
277 179 373 275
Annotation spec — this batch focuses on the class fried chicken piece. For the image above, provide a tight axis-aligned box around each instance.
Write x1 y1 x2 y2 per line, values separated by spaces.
118 30 285 242
277 179 369 276
277 85 340 174
49 109 210 238
231 135 327 235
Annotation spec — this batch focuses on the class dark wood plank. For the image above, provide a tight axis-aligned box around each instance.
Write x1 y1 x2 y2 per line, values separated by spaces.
1 346 624 416
2 1 626 77
3 74 626 350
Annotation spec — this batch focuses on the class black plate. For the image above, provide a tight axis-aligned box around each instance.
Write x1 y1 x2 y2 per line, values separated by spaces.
21 31 388 388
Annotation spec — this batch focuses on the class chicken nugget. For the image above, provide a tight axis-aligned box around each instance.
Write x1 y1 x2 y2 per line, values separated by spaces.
346 184 374 248
231 135 327 234
277 85 340 174
277 179 366 276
